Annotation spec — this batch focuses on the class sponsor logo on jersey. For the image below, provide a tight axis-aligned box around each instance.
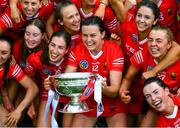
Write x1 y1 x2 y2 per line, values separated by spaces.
79 60 88 69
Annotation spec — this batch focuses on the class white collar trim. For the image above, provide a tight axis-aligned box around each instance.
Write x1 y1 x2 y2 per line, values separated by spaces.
89 51 103 59
165 105 178 119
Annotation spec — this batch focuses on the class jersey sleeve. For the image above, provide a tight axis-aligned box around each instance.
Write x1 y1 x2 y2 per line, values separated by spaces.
24 52 42 77
9 63 25 81
67 47 80 67
107 41 124 71
104 6 120 33
0 7 12 32
39 1 54 20
130 50 145 68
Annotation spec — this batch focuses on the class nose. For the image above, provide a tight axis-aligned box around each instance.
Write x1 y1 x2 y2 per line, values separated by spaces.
151 95 156 101
53 46 59 53
27 4 32 10
74 15 79 23
139 16 145 23
86 36 91 42
150 40 157 46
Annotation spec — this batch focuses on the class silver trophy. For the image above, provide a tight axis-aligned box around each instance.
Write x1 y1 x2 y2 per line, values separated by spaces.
54 72 94 113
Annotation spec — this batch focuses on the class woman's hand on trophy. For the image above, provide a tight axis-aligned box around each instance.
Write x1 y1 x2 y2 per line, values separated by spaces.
44 75 56 90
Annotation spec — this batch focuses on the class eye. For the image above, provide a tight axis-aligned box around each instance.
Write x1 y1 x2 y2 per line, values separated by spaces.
90 34 96 38
75 13 80 17
24 1 29 5
82 34 87 38
31 2 37 6
148 38 153 43
156 39 162 44
145 95 150 100
50 43 55 47
25 31 31 36
136 13 142 18
154 90 159 95
33 33 41 37
58 46 65 50
144 15 151 20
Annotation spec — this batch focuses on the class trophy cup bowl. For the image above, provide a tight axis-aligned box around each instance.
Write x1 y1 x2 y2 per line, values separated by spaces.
54 72 94 113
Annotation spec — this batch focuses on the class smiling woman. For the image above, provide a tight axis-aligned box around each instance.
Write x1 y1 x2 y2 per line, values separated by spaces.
24 30 71 127
0 0 53 37
143 77 180 127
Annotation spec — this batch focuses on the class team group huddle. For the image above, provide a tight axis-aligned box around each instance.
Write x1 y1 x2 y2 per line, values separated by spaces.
0 0 180 127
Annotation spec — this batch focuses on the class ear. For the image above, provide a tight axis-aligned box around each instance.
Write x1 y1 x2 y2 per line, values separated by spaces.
58 19 63 26
39 1 42 8
164 87 170 95
153 19 158 25
101 31 106 39
167 41 172 50
65 48 69 54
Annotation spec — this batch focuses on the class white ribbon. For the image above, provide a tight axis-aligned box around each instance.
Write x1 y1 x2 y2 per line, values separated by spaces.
44 89 59 127
94 74 104 117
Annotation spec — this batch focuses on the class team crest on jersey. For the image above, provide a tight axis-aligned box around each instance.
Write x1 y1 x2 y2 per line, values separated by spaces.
42 69 52 75
132 34 138 42
79 60 88 69
147 65 154 71
171 72 176 80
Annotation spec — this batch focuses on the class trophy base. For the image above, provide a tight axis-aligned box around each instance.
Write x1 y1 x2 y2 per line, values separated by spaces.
58 102 92 113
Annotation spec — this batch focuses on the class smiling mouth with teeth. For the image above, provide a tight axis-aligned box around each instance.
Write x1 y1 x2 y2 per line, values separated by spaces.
153 100 162 109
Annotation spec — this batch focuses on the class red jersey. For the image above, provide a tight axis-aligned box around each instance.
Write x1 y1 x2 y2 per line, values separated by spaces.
71 0 120 33
120 8 147 114
0 2 54 39
121 6 148 58
157 0 178 34
69 34 82 50
130 49 180 94
0 63 25 88
24 51 68 101
156 96 180 127
68 40 127 116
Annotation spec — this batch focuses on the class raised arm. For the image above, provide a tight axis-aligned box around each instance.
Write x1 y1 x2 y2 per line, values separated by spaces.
142 41 180 79
94 0 108 20
9 0 22 23
109 0 126 23
46 11 56 39
109 0 136 23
